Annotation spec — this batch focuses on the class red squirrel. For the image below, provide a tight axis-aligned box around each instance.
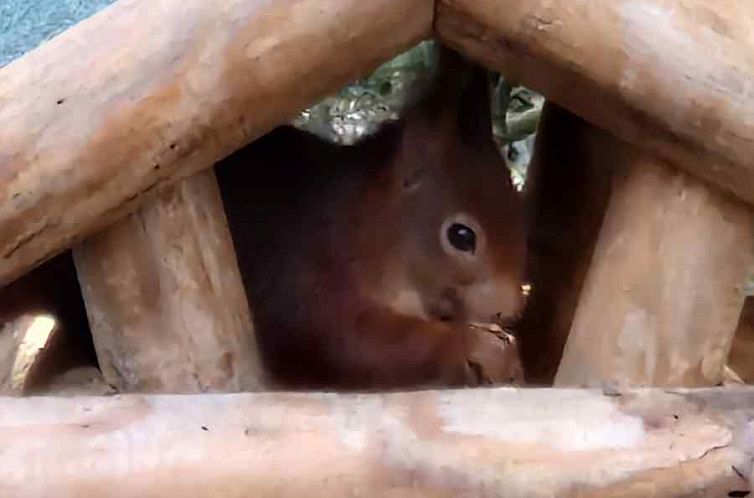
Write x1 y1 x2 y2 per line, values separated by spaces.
216 48 526 389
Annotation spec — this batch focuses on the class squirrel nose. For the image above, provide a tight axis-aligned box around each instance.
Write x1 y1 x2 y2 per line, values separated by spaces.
464 277 524 323
427 288 464 322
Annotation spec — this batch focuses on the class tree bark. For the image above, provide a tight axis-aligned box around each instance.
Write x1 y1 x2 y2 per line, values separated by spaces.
436 0 754 205
555 138 754 387
0 387 751 497
73 170 263 393
0 0 433 285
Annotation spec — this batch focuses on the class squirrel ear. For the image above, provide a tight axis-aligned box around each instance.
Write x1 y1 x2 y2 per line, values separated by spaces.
413 45 495 146
457 62 494 148
411 45 468 120
392 46 495 193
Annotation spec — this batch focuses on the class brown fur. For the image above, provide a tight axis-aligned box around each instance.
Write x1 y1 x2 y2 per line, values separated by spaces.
216 49 525 389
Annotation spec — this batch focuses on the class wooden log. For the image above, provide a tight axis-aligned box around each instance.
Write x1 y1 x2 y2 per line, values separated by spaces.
0 387 752 497
728 297 754 384
518 104 615 385
436 0 754 206
0 314 112 396
0 314 58 395
0 0 434 286
555 134 754 387
73 170 263 393
0 253 99 394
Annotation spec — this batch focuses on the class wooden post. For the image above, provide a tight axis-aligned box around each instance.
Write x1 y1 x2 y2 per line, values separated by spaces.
518 105 615 384
0 314 58 394
0 0 433 286
73 169 263 393
0 253 99 394
0 387 751 497
728 297 754 383
555 134 754 387
436 0 754 205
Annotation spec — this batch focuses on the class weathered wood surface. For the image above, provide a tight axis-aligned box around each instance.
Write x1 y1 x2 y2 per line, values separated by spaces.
437 0 754 205
0 387 752 497
0 0 434 285
555 135 754 388
73 170 263 393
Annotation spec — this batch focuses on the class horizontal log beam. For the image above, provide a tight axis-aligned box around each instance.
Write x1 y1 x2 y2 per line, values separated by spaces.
436 0 754 205
0 0 433 285
1 388 753 497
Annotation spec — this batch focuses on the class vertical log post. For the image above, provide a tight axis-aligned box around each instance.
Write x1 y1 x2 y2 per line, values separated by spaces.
555 131 754 387
0 314 58 395
73 169 264 393
518 105 615 384
0 254 100 395
729 297 754 383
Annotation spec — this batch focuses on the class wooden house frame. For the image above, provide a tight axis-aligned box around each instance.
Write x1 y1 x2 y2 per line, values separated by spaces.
0 0 753 495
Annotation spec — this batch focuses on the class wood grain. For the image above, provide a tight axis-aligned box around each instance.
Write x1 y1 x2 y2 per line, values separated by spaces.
556 137 754 387
73 170 263 393
0 0 433 285
0 387 751 497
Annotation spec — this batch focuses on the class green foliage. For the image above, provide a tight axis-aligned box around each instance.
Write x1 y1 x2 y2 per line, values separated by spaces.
293 41 439 145
294 41 544 191
492 79 543 190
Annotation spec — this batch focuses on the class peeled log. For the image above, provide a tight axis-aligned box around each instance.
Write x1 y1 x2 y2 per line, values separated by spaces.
555 135 754 387
0 0 434 286
73 170 263 393
436 0 754 205
0 387 752 497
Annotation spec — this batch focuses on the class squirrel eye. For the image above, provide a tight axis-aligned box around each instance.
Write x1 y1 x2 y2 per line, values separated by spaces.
447 223 476 253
